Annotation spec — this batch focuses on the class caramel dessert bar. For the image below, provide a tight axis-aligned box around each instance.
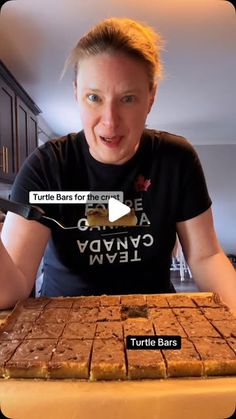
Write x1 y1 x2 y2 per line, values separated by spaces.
145 294 169 307
10 306 42 323
21 297 50 309
95 322 123 340
100 295 121 306
36 308 70 323
166 295 197 308
68 307 98 323
121 295 146 306
211 320 236 338
192 293 226 308
148 308 176 322
97 306 121 321
62 322 97 340
172 308 204 322
86 208 137 226
123 319 154 338
46 297 74 308
0 340 21 377
0 322 32 341
153 318 187 337
49 339 93 379
5 339 57 378
90 338 126 380
192 337 236 375
201 307 234 321
164 338 203 377
179 319 221 338
126 347 166 379
72 296 100 308
26 323 65 340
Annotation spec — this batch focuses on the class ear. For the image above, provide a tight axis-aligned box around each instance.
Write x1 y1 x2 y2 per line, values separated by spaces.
148 84 157 113
73 81 78 102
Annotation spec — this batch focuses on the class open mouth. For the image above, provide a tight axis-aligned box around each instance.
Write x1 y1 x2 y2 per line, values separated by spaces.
99 135 123 147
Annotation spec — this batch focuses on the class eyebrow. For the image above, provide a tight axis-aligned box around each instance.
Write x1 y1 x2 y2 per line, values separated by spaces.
83 88 142 94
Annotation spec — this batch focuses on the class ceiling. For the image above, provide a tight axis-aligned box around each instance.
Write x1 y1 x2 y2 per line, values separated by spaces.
0 0 235 144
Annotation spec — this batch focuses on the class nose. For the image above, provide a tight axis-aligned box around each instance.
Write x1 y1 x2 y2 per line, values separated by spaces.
101 102 120 129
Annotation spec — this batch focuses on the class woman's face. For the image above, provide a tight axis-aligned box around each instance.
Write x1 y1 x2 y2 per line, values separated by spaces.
74 52 156 165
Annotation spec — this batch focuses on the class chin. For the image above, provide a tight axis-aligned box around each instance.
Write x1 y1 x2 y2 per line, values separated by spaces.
100 156 123 165
104 152 131 165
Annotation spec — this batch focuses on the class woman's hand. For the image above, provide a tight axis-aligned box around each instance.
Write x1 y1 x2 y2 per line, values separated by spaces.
176 208 236 312
0 211 6 224
0 211 51 309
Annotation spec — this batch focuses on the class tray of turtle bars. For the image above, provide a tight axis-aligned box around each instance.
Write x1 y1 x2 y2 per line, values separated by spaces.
1 292 236 381
0 293 236 419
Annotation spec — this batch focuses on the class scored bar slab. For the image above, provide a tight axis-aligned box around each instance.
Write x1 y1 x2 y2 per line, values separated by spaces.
0 293 236 381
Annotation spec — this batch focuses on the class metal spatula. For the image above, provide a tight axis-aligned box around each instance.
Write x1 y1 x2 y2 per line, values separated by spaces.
0 197 78 230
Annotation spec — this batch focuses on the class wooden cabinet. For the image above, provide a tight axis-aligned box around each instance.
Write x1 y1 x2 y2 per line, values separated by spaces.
0 60 41 183
16 97 38 169
0 77 16 182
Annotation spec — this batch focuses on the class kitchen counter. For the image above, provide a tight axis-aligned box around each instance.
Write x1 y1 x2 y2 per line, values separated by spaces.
0 375 236 419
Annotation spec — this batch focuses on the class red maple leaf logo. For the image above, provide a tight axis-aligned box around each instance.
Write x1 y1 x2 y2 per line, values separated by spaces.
134 175 151 192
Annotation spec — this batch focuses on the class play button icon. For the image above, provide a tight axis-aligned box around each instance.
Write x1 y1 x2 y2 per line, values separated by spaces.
108 198 131 222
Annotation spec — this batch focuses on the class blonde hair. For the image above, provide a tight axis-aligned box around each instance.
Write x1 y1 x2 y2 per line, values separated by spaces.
64 17 164 89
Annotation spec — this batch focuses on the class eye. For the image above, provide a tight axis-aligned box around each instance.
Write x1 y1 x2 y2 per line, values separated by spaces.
87 94 101 103
122 95 136 103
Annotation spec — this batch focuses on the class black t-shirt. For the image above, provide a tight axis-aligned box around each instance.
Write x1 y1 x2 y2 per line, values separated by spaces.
11 129 212 296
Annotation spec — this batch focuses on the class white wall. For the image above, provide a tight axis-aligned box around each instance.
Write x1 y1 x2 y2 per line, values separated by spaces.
38 115 57 145
0 183 11 199
195 144 236 254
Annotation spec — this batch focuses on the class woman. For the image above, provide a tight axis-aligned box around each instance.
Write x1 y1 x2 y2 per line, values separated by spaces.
1 17 236 309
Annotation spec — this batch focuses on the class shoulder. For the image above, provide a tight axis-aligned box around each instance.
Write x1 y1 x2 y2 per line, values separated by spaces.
25 132 84 169
37 132 82 156
144 129 197 161
145 128 192 149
